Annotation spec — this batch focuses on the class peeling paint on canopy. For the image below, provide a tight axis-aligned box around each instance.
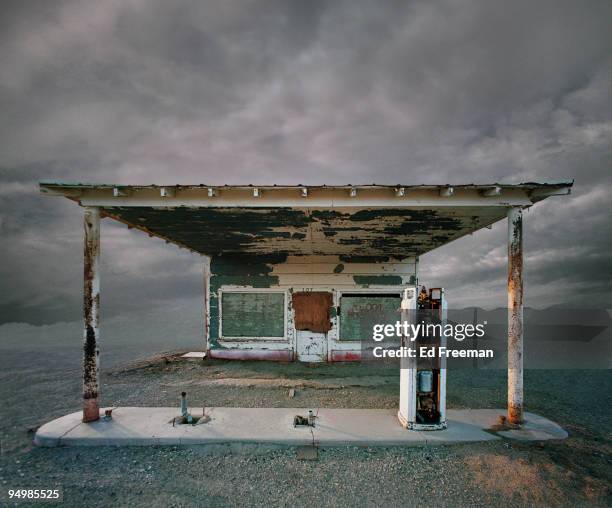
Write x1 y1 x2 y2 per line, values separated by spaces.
99 205 502 257
39 181 573 257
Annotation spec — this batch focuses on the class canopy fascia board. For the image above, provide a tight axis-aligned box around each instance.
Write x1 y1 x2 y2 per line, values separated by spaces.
40 182 572 208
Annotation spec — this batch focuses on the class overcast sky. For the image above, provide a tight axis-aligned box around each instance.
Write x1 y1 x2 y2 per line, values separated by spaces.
1 0 611 325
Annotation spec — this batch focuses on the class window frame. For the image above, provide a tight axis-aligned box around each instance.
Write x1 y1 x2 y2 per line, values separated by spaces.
218 287 288 342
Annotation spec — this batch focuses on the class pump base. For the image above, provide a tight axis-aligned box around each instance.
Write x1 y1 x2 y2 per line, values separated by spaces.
398 410 447 430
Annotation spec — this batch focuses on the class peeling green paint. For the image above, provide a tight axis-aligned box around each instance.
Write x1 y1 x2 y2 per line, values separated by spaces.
211 274 279 289
106 207 311 255
338 238 362 245
353 275 404 286
104 206 469 257
339 255 391 263
316 209 462 254
310 210 345 221
211 253 287 274
209 254 285 348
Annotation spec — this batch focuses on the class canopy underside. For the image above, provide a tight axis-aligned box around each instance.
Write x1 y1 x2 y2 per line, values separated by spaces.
39 181 573 258
102 205 507 257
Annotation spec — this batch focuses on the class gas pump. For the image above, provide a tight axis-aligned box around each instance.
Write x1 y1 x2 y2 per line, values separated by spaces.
398 287 447 430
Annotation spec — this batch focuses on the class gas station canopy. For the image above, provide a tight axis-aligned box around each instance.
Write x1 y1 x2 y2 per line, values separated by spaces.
39 182 572 257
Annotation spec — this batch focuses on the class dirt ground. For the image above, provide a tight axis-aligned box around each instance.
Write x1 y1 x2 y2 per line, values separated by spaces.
1 353 611 507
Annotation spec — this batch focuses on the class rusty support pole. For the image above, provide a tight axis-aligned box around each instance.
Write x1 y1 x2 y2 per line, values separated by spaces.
83 206 101 422
507 207 523 424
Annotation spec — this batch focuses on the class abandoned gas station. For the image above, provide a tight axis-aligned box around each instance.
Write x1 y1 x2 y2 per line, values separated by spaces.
38 181 573 440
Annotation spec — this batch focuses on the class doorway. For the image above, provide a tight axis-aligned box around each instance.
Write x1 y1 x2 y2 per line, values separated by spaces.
292 292 333 362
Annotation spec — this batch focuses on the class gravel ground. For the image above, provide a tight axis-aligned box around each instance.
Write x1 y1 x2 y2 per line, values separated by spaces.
1 352 611 507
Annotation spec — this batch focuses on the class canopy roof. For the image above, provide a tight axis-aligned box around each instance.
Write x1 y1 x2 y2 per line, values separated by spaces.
40 182 572 257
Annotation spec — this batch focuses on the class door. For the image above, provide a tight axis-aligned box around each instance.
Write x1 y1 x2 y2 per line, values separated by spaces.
292 292 333 362
296 330 327 362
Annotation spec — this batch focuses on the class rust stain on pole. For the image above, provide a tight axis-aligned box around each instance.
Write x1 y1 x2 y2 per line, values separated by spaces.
83 206 101 422
507 207 523 424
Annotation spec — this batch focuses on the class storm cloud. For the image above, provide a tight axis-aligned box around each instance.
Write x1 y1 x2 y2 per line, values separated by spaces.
1 0 611 324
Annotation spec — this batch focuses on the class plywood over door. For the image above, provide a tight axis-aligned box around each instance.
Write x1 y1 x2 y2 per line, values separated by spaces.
292 292 333 333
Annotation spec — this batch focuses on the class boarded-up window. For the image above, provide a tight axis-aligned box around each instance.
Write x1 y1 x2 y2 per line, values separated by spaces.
221 292 285 338
340 294 401 341
292 292 333 333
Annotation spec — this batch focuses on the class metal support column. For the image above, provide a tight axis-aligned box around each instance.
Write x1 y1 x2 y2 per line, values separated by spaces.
398 288 417 428
83 206 101 422
507 207 523 424
203 255 211 352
